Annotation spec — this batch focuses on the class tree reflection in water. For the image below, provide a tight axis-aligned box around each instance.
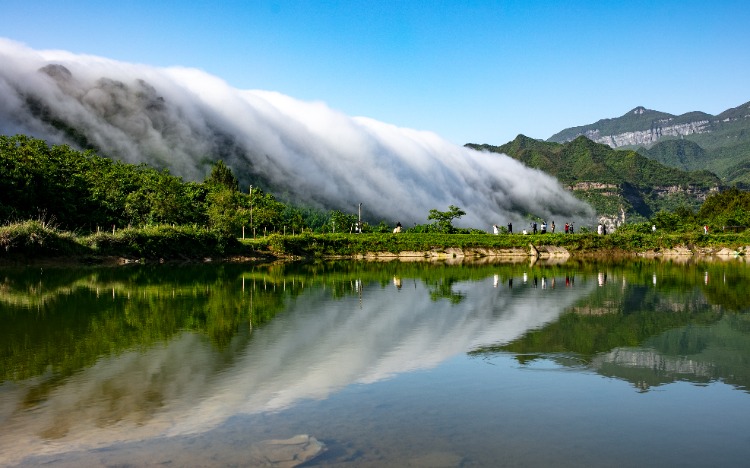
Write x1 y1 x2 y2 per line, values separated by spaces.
1 258 750 465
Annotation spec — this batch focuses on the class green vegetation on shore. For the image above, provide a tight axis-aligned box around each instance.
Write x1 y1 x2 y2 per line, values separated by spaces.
2 133 750 262
0 134 330 236
2 219 750 263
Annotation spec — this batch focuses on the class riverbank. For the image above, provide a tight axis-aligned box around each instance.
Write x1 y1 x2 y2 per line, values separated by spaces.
2 220 749 266
348 244 749 263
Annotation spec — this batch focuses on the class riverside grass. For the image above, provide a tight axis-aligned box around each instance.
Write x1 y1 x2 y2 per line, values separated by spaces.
1 221 241 261
260 230 749 257
2 220 748 263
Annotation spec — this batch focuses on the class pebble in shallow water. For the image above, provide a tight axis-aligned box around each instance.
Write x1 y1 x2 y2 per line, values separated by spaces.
247 434 326 467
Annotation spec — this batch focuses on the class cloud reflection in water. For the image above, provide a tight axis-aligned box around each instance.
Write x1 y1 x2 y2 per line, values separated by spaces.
0 274 593 463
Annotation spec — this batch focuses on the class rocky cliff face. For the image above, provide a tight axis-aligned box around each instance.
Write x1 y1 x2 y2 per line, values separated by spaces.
588 121 710 148
651 184 719 201
549 102 750 149
575 107 711 148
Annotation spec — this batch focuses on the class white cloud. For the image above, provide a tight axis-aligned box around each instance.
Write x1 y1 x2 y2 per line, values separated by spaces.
0 38 594 228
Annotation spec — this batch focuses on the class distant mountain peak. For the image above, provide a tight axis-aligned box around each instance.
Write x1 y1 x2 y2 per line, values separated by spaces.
543 100 750 186
548 101 747 150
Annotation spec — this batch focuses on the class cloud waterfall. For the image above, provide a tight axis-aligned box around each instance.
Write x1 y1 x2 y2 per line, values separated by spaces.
0 39 594 228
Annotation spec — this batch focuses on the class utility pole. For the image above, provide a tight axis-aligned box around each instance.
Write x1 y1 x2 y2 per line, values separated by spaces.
249 185 254 239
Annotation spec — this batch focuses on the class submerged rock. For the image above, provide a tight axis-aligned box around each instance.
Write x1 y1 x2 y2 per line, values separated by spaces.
247 434 326 467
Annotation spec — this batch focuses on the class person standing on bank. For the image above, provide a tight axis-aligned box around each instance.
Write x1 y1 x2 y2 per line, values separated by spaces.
507 222 512 234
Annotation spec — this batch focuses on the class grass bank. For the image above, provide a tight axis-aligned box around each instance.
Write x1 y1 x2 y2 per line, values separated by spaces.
2 220 748 265
256 230 750 260
0 221 266 264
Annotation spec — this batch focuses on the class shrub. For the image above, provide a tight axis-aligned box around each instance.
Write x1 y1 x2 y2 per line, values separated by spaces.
0 220 87 257
82 224 238 258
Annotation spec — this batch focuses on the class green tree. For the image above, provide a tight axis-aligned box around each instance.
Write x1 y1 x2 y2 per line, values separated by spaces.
330 210 357 233
650 210 682 232
241 189 286 234
427 205 466 233
698 187 750 228
206 188 244 236
205 160 239 192
282 206 306 234
123 169 193 226
375 220 391 233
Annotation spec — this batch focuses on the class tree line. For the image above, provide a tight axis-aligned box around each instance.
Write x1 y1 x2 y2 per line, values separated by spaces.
0 135 378 236
2 134 749 237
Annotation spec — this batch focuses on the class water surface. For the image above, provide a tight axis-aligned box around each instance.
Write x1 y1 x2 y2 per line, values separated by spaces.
2 259 750 466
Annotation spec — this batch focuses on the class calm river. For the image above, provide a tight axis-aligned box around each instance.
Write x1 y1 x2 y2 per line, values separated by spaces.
2 258 750 467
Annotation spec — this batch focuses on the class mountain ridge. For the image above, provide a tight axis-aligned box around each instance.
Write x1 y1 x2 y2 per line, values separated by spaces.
547 101 750 185
548 101 750 148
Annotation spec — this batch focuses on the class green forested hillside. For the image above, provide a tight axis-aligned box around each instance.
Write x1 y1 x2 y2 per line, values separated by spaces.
0 135 323 235
468 135 721 221
640 139 750 185
636 140 706 171
547 101 750 186
725 159 750 185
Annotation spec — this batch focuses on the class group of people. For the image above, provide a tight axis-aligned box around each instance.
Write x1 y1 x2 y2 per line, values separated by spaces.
405 220 708 236
493 221 581 235
531 221 551 234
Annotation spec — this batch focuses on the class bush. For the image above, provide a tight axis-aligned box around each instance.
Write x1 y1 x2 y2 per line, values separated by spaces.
0 220 87 257
83 224 238 258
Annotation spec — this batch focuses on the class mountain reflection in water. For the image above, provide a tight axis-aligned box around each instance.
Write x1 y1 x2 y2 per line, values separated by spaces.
1 259 749 465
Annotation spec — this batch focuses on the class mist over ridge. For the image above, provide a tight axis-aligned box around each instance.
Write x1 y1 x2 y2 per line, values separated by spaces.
0 39 594 228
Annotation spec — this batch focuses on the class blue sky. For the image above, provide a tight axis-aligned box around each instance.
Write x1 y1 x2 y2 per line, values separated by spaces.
3 0 749 145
